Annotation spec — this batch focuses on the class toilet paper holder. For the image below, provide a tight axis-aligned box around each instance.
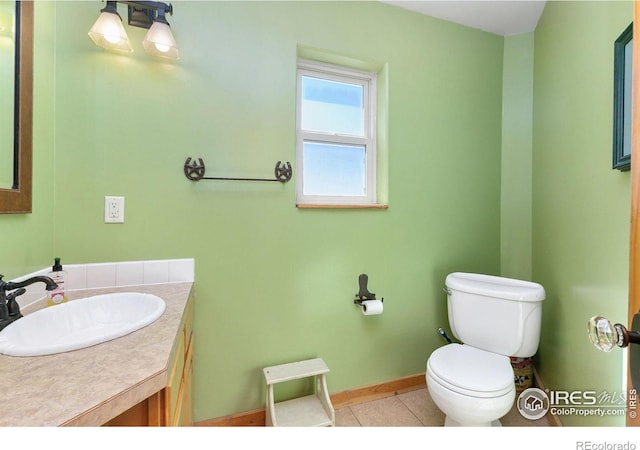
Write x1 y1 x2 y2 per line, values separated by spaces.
353 274 384 306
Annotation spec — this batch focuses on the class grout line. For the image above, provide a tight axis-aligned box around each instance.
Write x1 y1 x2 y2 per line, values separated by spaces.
409 408 424 426
397 390 427 426
350 406 363 426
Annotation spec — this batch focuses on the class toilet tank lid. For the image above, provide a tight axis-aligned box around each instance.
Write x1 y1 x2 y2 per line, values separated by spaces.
446 272 545 302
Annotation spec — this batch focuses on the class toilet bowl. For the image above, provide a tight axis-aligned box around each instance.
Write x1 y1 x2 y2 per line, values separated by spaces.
426 343 515 426
426 272 545 426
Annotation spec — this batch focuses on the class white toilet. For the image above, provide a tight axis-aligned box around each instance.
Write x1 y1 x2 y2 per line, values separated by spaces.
426 272 545 426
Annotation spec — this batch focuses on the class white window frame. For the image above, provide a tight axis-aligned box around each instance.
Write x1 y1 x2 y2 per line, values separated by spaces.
296 59 377 206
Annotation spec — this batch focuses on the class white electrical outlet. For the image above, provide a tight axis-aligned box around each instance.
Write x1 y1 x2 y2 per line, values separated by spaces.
104 196 125 223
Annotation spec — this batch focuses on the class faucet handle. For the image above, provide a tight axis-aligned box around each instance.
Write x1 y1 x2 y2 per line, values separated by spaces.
7 288 27 302
6 288 26 302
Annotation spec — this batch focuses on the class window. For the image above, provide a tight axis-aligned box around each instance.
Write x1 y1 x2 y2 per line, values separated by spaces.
296 59 377 206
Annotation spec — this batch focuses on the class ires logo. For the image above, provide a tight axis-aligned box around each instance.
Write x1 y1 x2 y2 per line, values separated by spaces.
517 388 631 420
548 390 598 405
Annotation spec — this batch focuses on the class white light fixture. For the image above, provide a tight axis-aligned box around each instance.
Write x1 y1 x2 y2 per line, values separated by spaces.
88 1 133 54
142 7 179 60
88 1 178 61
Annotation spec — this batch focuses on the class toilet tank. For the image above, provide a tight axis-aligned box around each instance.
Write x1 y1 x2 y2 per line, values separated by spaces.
445 272 545 358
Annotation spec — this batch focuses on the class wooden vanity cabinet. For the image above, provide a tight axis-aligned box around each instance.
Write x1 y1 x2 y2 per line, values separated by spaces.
105 298 194 426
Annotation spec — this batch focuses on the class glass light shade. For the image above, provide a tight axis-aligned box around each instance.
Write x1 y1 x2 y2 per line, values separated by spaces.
142 21 179 60
88 11 132 54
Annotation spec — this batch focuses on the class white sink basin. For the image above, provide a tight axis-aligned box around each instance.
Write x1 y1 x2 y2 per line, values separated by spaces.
0 292 166 357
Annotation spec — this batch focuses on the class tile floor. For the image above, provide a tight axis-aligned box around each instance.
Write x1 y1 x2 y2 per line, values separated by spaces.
334 387 551 426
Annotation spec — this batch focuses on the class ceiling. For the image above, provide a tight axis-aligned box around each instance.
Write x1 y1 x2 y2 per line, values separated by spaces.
381 1 547 36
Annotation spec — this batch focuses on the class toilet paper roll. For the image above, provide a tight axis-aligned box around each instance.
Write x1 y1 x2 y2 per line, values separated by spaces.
361 300 383 316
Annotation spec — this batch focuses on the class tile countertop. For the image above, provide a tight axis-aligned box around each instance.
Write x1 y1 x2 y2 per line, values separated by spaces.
0 282 193 426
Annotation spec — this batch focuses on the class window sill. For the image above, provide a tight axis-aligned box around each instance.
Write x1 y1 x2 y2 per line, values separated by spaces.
296 204 389 209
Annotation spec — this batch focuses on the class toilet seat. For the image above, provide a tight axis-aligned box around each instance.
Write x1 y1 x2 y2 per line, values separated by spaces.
427 344 514 398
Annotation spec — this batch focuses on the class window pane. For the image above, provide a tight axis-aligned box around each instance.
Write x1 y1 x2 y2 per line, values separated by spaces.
302 141 366 196
301 76 364 136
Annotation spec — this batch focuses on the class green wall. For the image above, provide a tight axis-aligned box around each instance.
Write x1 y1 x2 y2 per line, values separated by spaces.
0 1 54 279
532 1 632 426
49 1 503 421
501 32 534 281
0 0 633 427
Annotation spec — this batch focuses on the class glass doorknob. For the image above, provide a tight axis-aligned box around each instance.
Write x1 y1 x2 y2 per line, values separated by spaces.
589 312 640 390
588 315 640 351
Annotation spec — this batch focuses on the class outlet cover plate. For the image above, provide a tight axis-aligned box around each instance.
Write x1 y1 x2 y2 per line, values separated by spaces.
104 196 125 223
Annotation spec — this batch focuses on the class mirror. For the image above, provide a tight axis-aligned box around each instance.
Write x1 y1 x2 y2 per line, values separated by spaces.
0 1 32 213
0 2 15 189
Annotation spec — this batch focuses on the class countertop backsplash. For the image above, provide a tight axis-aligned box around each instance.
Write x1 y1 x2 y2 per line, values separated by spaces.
8 258 195 310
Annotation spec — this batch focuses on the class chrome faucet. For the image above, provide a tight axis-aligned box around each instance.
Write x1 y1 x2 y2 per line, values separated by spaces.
0 274 58 332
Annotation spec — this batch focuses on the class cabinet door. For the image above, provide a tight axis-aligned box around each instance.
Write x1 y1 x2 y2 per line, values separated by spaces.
170 326 194 425
165 329 185 425
182 334 194 426
165 298 194 426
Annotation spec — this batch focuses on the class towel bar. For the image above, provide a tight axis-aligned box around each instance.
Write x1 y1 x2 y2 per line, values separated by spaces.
183 157 292 183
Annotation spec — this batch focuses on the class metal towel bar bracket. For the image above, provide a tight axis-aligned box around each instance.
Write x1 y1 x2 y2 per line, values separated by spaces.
183 157 292 183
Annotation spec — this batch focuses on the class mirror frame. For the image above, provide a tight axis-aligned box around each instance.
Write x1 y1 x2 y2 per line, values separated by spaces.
0 1 33 213
613 22 633 172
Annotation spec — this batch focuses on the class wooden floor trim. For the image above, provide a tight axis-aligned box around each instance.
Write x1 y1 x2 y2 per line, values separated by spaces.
330 373 426 409
533 366 562 427
196 369 561 427
195 373 426 427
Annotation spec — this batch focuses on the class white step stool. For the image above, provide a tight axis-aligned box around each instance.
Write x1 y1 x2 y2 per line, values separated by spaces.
263 358 335 427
